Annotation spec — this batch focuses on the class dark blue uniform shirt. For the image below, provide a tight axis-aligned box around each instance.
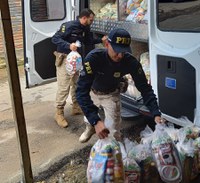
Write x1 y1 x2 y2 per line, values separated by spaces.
51 20 102 56
76 48 161 126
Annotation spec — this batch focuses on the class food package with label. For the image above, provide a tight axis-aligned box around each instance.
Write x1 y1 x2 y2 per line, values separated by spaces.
87 137 124 183
126 0 143 14
120 138 141 183
151 124 182 183
176 125 200 181
128 143 154 182
126 0 148 23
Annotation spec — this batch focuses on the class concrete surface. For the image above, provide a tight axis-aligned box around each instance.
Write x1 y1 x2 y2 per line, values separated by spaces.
0 75 98 183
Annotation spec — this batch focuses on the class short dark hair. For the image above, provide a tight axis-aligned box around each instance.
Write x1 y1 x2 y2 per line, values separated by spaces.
79 8 95 18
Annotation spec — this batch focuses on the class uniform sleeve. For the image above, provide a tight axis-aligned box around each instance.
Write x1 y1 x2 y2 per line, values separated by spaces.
92 33 103 44
84 27 102 45
51 23 71 50
76 56 101 126
130 61 161 118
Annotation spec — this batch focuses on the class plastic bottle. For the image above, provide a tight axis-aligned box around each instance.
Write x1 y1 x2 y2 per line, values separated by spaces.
114 152 124 183
149 162 160 183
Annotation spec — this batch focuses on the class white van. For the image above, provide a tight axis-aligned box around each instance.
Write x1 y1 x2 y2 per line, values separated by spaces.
22 0 200 127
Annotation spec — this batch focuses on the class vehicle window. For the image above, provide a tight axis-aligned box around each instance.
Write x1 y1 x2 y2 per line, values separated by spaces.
31 0 65 22
158 0 200 32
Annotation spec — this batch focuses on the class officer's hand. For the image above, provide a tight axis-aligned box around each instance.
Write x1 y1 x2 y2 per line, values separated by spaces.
102 35 108 42
94 121 110 139
70 43 77 51
119 77 128 93
102 36 108 46
154 116 166 124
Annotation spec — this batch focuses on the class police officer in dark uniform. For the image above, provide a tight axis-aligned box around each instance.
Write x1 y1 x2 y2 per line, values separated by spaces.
52 8 107 128
52 9 103 57
76 28 164 143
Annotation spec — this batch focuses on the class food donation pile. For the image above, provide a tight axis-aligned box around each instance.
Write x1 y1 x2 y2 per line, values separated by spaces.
87 122 200 183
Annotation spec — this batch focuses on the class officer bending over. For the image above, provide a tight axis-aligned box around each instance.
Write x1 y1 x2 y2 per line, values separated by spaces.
76 28 164 143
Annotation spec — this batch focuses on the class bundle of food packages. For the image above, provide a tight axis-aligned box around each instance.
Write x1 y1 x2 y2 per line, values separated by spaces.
151 124 182 183
87 137 124 183
176 125 200 181
126 0 148 23
119 138 141 183
87 120 200 183
65 41 82 76
141 122 200 183
128 143 154 182
95 2 117 20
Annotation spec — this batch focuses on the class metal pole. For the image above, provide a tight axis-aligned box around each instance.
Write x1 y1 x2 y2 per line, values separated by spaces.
0 0 33 182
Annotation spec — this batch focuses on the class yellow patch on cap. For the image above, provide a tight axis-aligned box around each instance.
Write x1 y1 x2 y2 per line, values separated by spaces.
113 72 121 78
84 62 93 74
116 37 131 45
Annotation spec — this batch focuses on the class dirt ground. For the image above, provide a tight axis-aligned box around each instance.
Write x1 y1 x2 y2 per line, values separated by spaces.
35 119 150 183
34 145 91 183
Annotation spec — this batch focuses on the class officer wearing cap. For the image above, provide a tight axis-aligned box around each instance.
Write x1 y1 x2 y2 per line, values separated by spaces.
76 28 164 143
51 8 107 128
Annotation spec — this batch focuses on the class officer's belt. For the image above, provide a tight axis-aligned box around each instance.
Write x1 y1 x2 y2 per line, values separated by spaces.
91 88 118 95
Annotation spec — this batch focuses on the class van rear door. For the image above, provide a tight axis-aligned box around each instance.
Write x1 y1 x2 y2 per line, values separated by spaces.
22 0 79 88
149 0 200 126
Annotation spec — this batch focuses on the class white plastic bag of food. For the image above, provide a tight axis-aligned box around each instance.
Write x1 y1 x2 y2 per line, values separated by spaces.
120 138 141 183
65 50 82 75
151 124 182 183
87 137 124 183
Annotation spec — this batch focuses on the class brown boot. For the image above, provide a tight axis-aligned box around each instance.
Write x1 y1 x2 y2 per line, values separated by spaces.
54 108 68 128
71 102 83 116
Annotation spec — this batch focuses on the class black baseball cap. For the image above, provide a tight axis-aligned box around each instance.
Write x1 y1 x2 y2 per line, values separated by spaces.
108 28 131 53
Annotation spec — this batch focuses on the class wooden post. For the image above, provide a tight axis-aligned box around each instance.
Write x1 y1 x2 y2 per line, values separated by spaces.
0 0 33 182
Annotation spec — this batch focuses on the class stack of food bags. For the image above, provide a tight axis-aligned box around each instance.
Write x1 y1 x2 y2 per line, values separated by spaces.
87 137 124 183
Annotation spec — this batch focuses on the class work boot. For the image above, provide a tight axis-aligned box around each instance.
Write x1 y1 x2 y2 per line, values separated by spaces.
54 108 68 128
71 102 83 115
79 123 95 143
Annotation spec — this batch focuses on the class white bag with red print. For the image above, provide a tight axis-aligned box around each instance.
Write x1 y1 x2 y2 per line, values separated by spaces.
65 51 82 75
